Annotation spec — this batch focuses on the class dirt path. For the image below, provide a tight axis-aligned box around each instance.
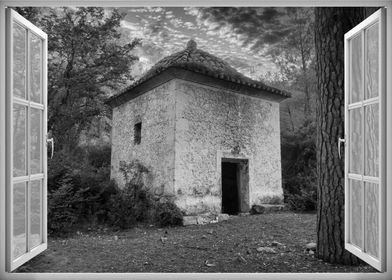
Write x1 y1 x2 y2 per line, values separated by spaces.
16 212 376 273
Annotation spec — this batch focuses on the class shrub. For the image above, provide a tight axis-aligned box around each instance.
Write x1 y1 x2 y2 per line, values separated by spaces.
47 179 80 234
107 183 154 229
281 119 317 211
106 160 153 229
154 202 183 227
285 189 317 212
47 145 117 235
107 160 183 229
106 185 138 229
86 145 111 169
47 149 77 192
47 151 183 233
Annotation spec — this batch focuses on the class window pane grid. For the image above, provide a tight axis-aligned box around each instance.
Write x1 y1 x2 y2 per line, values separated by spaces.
365 182 379 258
30 180 42 249
11 21 44 261
13 182 26 259
347 23 381 260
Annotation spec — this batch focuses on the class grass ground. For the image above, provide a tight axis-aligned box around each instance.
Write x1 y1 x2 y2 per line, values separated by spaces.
16 212 376 273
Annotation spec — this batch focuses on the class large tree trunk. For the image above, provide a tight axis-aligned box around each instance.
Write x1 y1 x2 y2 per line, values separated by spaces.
314 7 376 265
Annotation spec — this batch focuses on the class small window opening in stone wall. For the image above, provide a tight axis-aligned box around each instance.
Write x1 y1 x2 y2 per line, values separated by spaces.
134 122 142 145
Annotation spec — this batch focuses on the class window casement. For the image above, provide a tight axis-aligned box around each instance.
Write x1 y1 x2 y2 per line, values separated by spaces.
134 122 142 145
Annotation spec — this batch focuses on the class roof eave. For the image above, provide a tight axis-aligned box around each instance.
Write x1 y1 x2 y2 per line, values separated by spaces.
107 67 291 108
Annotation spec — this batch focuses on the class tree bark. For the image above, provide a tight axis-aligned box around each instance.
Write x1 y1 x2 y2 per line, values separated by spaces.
314 7 372 265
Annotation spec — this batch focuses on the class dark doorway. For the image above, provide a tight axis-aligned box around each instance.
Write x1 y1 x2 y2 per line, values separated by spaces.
221 162 239 214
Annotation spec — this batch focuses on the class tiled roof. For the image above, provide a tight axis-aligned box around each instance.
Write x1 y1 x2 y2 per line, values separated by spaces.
108 40 291 105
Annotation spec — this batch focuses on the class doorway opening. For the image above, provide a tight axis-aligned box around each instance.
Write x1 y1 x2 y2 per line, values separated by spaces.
221 158 249 215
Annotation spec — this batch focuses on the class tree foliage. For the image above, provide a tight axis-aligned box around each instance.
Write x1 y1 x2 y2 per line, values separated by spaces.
15 7 140 151
265 8 316 117
281 120 317 211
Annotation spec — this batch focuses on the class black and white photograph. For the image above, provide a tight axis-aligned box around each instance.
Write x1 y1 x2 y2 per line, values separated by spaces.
0 0 391 278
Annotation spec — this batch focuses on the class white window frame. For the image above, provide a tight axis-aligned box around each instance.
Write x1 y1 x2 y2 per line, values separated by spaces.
344 9 386 271
5 8 48 272
0 0 391 280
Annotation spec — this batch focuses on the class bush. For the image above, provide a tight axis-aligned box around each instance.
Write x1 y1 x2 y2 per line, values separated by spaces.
281 119 317 211
154 202 183 227
107 160 183 229
47 179 81 234
47 151 183 234
285 190 317 212
107 183 153 229
86 145 111 169
47 145 117 235
106 185 137 229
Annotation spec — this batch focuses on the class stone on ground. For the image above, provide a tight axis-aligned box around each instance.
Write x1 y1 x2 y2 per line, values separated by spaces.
256 247 277 254
183 213 230 226
217 213 229 222
271 241 283 247
305 242 317 250
183 216 198 226
250 204 286 214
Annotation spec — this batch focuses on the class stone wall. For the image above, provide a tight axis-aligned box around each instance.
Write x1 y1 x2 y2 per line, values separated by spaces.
173 80 283 215
110 80 176 197
110 78 284 215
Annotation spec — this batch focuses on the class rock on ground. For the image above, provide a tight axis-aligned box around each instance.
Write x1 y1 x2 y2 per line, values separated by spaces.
183 213 230 226
256 247 277 254
305 242 317 250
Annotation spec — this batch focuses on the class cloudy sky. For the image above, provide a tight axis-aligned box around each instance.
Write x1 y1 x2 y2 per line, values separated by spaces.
116 7 313 81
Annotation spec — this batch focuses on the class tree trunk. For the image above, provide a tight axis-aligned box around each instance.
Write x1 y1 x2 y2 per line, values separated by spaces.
314 7 371 265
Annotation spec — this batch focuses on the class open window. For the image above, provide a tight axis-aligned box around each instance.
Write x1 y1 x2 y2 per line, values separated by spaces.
0 3 390 278
344 8 386 272
5 8 48 271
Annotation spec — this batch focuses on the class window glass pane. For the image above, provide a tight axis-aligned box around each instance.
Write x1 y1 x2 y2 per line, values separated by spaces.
350 179 362 248
13 182 26 259
365 182 379 258
13 104 27 177
350 33 363 103
30 108 42 174
365 104 379 176
30 180 42 249
13 23 26 99
30 34 42 103
134 122 142 145
350 108 362 174
365 23 379 100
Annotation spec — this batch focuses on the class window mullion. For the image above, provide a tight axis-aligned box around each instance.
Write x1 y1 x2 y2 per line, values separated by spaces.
26 29 31 253
361 29 366 253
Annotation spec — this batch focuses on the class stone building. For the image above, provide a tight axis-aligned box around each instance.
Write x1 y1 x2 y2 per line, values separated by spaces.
107 40 290 216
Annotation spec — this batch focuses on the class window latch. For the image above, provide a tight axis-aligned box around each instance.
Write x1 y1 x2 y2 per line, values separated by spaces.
338 137 345 159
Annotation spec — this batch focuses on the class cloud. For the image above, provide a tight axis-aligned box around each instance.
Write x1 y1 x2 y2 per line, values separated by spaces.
147 7 165 13
120 20 145 38
127 8 148 13
170 18 184 28
184 7 199 17
184 21 197 30
193 7 301 52
120 7 313 81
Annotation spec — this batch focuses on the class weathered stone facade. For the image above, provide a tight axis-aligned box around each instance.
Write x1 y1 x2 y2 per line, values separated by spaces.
109 40 289 216
111 77 284 215
173 80 282 215
110 81 176 196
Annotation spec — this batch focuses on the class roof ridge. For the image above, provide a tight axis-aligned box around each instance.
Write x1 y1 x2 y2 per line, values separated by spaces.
108 39 291 104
